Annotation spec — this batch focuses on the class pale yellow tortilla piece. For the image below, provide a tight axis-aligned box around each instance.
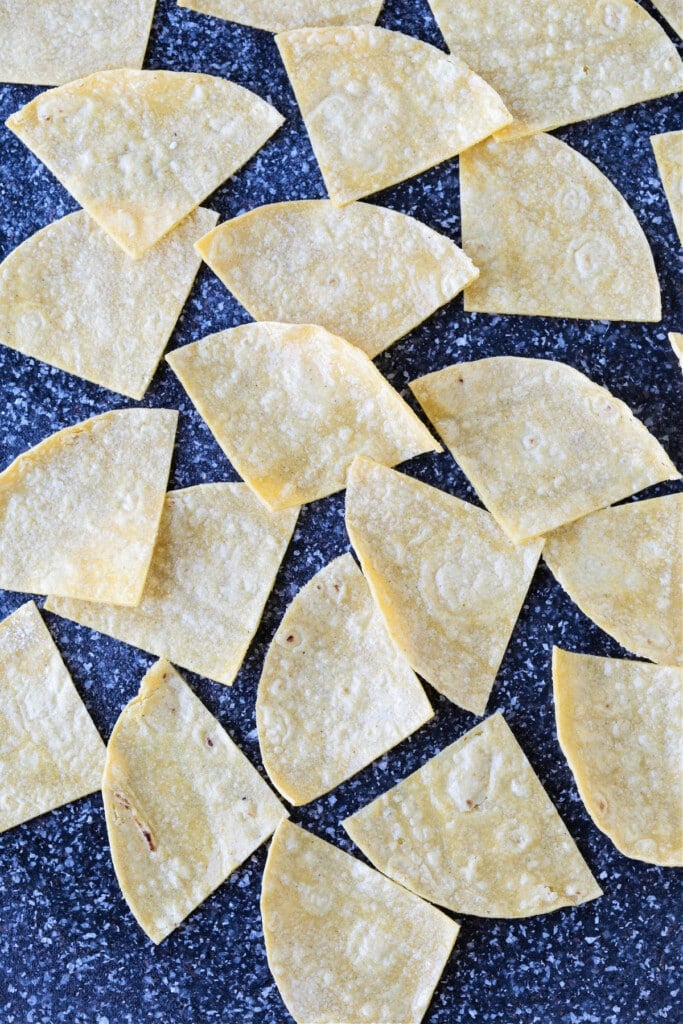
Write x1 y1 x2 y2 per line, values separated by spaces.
6 70 283 258
460 133 660 320
0 601 105 834
410 358 679 543
544 495 683 667
104 659 287 943
195 201 478 358
651 0 683 39
344 712 603 917
46 485 298 685
670 332 683 369
0 1 156 85
0 208 218 399
345 458 543 715
553 648 683 866
651 131 683 244
276 26 511 205
256 554 433 805
0 409 177 605
261 820 458 1024
167 322 440 510
427 0 683 138
178 0 384 31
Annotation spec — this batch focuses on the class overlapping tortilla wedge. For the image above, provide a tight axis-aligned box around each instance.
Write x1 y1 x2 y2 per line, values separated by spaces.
46 484 298 685
6 70 283 257
651 131 683 244
410 358 679 543
178 0 384 31
651 0 683 39
276 26 511 205
0 0 156 85
0 409 177 605
427 0 683 138
0 601 105 834
553 649 683 866
261 820 458 1024
344 712 602 917
460 133 660 320
195 201 478 358
256 554 433 805
670 332 683 369
0 208 218 399
544 495 683 667
345 458 543 714
167 322 440 509
104 660 287 943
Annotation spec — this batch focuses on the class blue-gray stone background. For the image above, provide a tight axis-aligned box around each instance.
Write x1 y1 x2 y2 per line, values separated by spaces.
0 1 681 1022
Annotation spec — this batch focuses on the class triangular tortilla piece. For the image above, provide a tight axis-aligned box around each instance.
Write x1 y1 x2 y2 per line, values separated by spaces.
256 554 433 805
0 409 177 605
0 601 106 834
460 133 660 320
167 322 440 510
276 26 511 205
670 332 683 370
0 0 156 85
345 458 543 714
410 358 679 543
261 820 458 1024
46 485 298 685
427 0 683 138
651 0 683 40
344 712 603 917
544 495 683 667
104 660 287 943
6 70 283 258
0 208 218 399
651 131 683 244
553 649 683 866
178 0 384 32
195 201 478 358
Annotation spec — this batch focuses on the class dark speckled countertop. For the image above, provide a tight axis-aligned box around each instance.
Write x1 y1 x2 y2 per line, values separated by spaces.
0 1 681 1022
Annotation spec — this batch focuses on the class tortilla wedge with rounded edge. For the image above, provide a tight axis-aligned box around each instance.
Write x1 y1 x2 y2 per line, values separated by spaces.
0 602 105 834
651 131 683 244
46 484 298 685
178 0 384 32
256 554 433 805
195 201 478 358
0 208 218 399
544 494 683 667
345 458 543 715
0 408 177 605
104 659 287 944
0 0 156 85
167 322 440 510
670 333 683 369
651 0 683 40
410 358 679 544
427 0 683 139
344 712 602 917
553 648 683 866
261 820 458 1024
460 133 660 320
6 70 283 258
276 26 511 205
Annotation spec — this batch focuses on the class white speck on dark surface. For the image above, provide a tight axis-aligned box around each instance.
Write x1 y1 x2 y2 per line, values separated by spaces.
0 1 681 1022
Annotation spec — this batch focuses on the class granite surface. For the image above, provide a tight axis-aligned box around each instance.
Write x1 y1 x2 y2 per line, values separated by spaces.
0 1 681 1022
